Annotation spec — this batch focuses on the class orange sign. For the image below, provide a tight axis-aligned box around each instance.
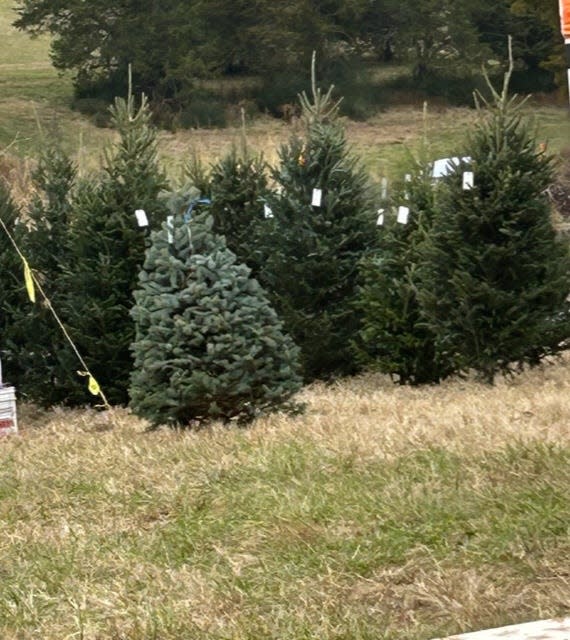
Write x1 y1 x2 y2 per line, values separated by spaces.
562 0 570 39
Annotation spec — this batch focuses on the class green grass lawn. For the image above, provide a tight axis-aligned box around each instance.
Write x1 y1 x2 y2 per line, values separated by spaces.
0 0 112 160
0 0 51 67
1 362 569 639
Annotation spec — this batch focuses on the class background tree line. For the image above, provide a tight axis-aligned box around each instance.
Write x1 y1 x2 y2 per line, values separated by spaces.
14 0 565 123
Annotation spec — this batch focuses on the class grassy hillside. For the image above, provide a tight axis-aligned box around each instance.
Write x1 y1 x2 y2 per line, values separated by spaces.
1 0 569 183
1 359 569 639
0 0 77 156
0 0 51 66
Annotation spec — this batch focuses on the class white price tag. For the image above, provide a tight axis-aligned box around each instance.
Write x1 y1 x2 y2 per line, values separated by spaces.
376 209 385 226
462 171 474 190
135 209 149 227
311 188 322 207
397 206 410 225
264 204 274 219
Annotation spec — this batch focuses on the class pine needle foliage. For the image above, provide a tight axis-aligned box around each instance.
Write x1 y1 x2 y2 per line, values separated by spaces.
418 44 570 382
208 146 269 278
259 55 377 380
61 91 169 405
130 213 303 428
0 183 26 385
14 145 77 404
356 166 453 384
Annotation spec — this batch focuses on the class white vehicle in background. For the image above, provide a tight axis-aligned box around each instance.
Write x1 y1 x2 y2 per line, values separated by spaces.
431 156 472 179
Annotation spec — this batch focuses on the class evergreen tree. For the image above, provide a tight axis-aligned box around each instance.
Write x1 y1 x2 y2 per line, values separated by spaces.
0 183 26 385
356 166 454 384
418 56 570 382
259 58 377 380
208 145 269 278
61 91 169 405
13 145 77 404
129 213 302 427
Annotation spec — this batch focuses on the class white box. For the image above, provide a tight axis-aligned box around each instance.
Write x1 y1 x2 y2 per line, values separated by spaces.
0 386 18 436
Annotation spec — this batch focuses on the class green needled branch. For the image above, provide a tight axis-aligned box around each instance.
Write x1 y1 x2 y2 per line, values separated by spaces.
298 51 343 127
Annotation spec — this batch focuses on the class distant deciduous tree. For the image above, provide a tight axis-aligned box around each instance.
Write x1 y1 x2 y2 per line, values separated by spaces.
14 0 563 111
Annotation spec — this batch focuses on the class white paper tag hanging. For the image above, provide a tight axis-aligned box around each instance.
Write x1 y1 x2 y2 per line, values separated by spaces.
397 206 410 225
462 171 474 190
376 209 385 226
311 188 322 207
166 215 174 244
263 204 274 219
135 209 149 227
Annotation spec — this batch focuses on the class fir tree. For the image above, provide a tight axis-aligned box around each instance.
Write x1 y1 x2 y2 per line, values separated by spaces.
356 166 453 384
418 48 570 382
129 213 302 427
61 91 169 405
14 145 77 404
208 145 269 278
0 182 26 385
259 56 377 380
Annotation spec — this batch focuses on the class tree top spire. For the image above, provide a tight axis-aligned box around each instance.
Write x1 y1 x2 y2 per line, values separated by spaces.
298 51 343 127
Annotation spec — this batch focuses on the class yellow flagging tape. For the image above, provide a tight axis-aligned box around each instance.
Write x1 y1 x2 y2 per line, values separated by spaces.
77 371 102 396
23 257 36 303
0 217 113 414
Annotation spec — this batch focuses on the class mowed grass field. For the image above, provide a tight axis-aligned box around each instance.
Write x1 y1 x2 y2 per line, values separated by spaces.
1 361 569 639
1 2 570 638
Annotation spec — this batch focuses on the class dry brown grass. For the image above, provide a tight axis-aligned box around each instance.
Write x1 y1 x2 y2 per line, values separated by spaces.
0 153 35 207
157 107 480 182
1 358 569 639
